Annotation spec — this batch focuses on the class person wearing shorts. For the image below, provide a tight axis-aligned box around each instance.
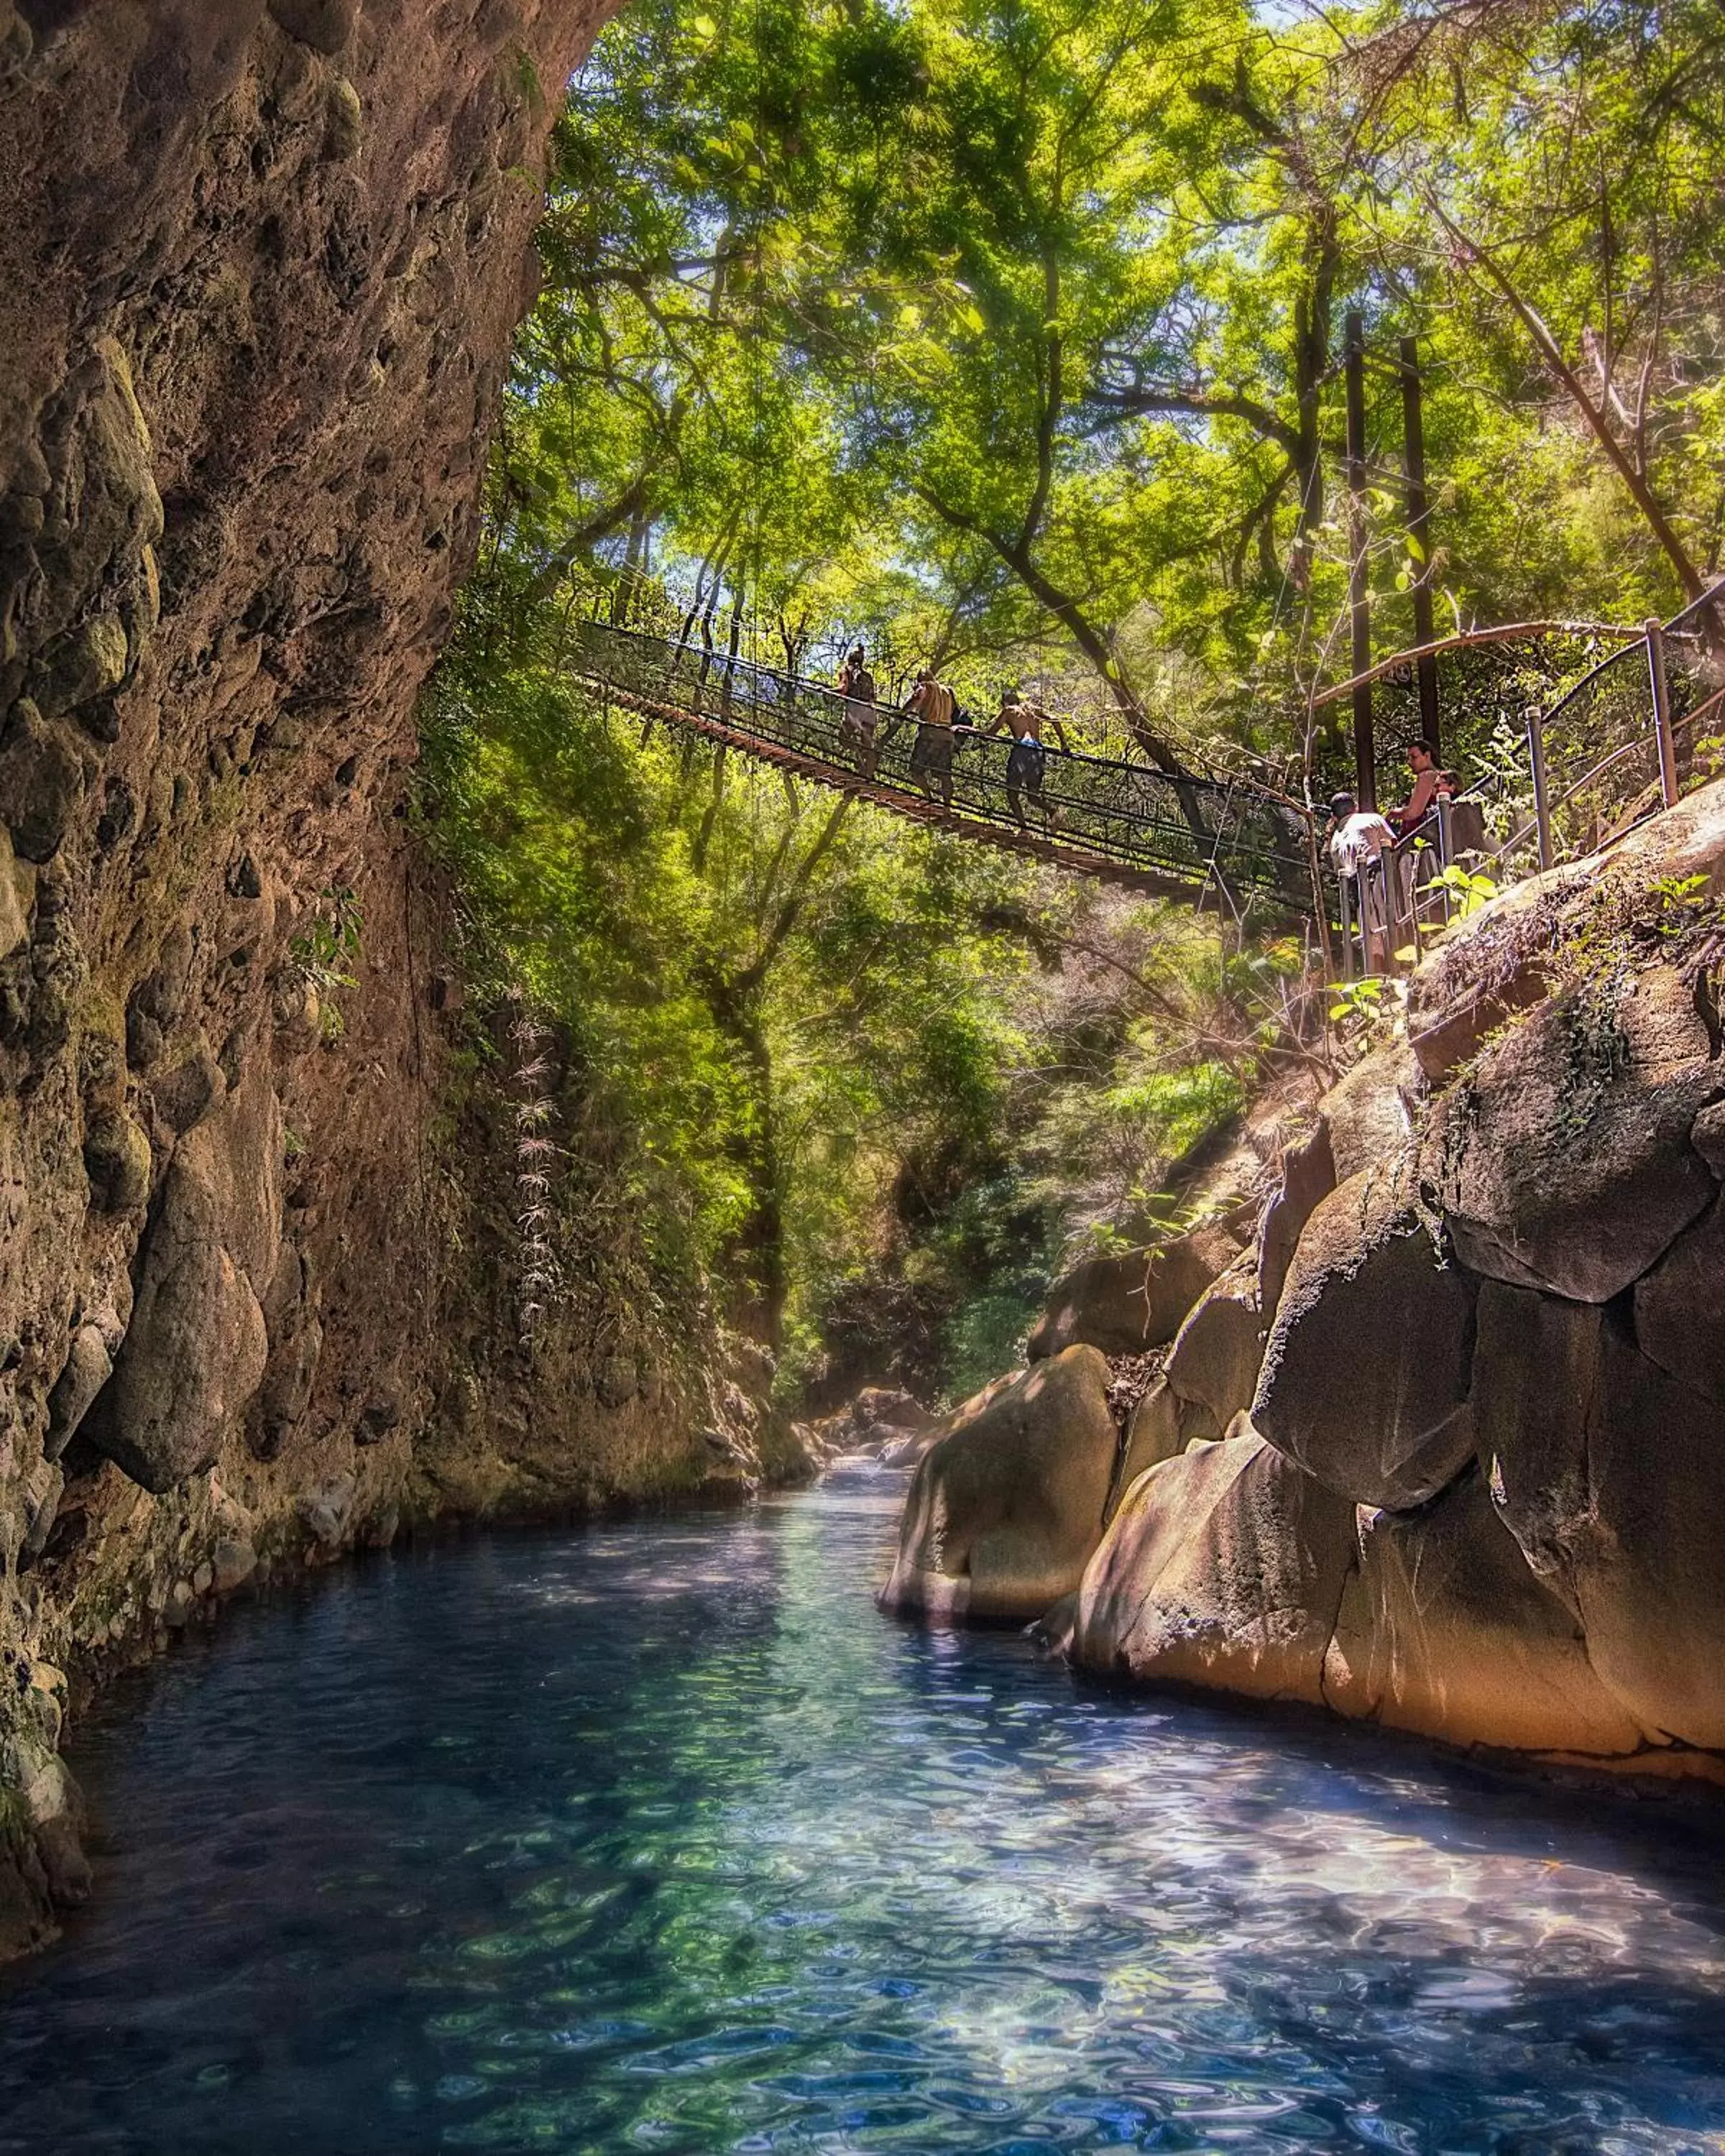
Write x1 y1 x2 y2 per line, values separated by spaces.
907 667 957 811
988 688 1069 832
837 644 878 778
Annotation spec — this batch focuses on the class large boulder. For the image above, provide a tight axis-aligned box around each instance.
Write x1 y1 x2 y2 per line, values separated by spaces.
1422 963 1719 1302
1028 1225 1238 1360
1322 1470 1649 1761
878 1345 1117 1623
1478 1286 1725 1750
1405 781 1725 1084
1072 1432 1357 1705
1403 865 1587 1083
1322 1038 1420 1184
1110 1375 1184 1501
1252 1166 1477 1510
1162 1253 1264 1442
1470 1281 1603 1598
1257 1116 1335 1322
1631 1192 1725 1405
88 1069 282 1491
852 1386 934 1434
43 1325 111 1461
246 1240 323 1461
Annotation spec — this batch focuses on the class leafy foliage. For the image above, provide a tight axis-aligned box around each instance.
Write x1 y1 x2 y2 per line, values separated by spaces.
428 0 1725 1396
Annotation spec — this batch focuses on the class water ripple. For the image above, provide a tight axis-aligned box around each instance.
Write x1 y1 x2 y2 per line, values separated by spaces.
1 1476 1724 2152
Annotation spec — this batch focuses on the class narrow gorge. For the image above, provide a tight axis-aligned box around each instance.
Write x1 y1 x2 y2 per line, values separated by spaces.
5 2 1725 2149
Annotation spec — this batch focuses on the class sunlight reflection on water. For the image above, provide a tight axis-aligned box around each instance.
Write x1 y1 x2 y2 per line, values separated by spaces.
3 1469 1725 2153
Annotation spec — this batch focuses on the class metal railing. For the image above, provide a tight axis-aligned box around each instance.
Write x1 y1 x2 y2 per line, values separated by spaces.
569 619 1315 908
1325 586 1725 975
1494 588 1725 877
569 592 1725 962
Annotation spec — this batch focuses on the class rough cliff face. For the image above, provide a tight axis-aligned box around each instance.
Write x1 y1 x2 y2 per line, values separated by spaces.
888 783 1725 1784
0 2 812 1959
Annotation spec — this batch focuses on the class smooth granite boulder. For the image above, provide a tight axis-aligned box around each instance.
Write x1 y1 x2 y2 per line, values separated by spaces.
1252 1166 1477 1511
1257 1115 1336 1321
1470 1280 1603 1600
1322 1470 1649 1761
1322 1038 1421 1184
1072 1432 1357 1704
1162 1254 1265 1443
1403 865 1586 1082
1632 1192 1725 1405
1422 963 1719 1302
43 1325 111 1462
1110 1376 1184 1503
878 1345 1117 1623
1028 1225 1238 1360
1480 1298 1725 1750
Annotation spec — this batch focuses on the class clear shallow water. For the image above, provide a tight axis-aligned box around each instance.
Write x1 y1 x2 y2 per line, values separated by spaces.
5 1472 1725 2155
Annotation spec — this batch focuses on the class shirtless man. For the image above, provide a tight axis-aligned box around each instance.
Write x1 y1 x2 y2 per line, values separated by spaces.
987 688 1070 833
837 644 878 778
907 666 958 811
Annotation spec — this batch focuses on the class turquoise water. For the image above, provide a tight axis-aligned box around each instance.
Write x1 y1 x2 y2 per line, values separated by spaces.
4 1467 1725 2154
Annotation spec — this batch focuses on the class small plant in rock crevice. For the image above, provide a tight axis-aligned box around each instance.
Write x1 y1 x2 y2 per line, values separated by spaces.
505 985 559 1349
288 887 362 1041
1429 864 1500 921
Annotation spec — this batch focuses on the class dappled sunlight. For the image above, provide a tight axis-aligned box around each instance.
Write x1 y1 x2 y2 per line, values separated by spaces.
5 1487 1724 2150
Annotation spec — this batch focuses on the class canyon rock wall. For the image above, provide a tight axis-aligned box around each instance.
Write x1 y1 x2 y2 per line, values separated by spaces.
0 1 800 1959
891 783 1725 1784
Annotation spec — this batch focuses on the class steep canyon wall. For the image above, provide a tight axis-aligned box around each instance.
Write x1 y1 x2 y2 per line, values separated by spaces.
0 1 788 1957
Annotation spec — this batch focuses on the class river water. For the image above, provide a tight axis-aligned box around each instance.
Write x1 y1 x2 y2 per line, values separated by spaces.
4 1468 1725 2155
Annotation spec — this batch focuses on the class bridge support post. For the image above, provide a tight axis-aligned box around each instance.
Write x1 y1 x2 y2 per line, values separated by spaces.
1646 617 1680 809
1338 869 1358 982
1526 704 1554 871
1400 336 1440 760
1345 312 1376 807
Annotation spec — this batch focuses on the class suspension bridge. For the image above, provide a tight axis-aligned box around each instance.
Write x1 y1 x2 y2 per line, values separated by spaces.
569 619 1316 916
569 579 1725 964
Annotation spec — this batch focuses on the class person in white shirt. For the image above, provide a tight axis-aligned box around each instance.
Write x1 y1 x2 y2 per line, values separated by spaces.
1327 790 1402 970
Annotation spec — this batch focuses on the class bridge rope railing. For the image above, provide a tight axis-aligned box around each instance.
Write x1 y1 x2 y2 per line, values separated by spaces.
569 619 1316 911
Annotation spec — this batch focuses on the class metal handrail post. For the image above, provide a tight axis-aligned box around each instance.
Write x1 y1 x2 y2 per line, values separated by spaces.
1338 871 1357 982
1344 312 1376 806
1646 616 1680 809
1526 704 1554 871
1435 794 1453 925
